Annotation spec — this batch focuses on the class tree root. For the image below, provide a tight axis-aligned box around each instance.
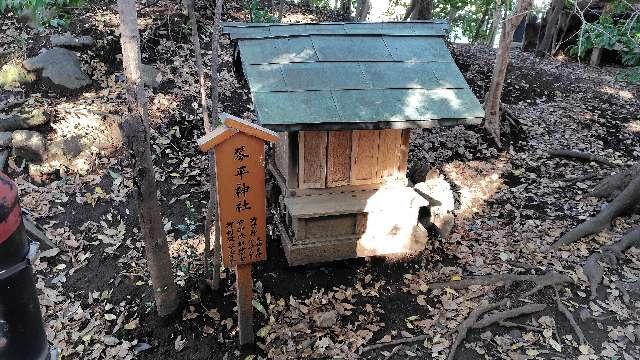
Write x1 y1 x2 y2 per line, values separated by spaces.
472 303 546 328
552 173 640 249
429 272 571 297
360 334 428 353
430 274 538 290
521 272 572 297
548 149 617 167
448 298 509 360
583 227 640 299
554 288 587 346
590 165 640 200
498 320 543 332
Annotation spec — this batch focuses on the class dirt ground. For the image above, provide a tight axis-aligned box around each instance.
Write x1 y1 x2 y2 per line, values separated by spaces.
1 0 640 359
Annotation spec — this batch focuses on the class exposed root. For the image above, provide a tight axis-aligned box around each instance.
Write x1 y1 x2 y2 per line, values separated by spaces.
498 320 543 332
547 149 616 167
614 281 631 305
472 303 546 328
582 227 640 299
430 274 538 290
590 165 640 200
447 298 509 360
429 272 571 296
552 174 640 249
583 253 604 300
554 288 587 346
360 334 428 353
521 272 573 297
432 273 570 359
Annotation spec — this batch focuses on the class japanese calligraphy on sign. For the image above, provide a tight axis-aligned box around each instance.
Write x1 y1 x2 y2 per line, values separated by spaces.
197 114 279 267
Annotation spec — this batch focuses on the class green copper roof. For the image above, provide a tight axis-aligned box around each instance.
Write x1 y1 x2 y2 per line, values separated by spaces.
222 22 484 131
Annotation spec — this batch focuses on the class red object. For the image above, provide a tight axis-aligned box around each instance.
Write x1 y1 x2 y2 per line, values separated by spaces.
0 173 21 245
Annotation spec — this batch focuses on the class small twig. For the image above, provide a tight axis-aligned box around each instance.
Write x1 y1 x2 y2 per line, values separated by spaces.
384 345 402 359
554 287 587 346
361 335 427 353
547 149 616 167
498 320 543 332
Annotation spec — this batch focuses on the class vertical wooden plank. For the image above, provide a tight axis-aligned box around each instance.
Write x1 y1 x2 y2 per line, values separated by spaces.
298 131 327 189
350 130 381 185
397 129 410 176
274 131 289 182
377 129 402 179
236 264 254 345
326 130 352 187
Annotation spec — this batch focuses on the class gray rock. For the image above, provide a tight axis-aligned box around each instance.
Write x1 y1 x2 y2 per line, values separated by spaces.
0 109 47 131
12 130 45 162
314 310 338 329
0 132 12 147
23 48 91 90
141 64 162 89
50 32 95 49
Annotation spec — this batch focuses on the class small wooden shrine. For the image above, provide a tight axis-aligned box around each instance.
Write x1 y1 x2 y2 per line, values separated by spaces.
222 21 484 265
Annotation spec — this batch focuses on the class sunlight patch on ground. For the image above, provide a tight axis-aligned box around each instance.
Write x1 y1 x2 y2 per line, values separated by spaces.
600 85 635 101
444 157 510 219
627 119 640 133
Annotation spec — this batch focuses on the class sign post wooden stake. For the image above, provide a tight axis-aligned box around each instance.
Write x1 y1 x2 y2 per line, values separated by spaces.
236 263 253 344
197 113 278 346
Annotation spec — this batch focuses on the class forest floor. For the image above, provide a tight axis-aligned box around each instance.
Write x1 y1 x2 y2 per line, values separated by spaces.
1 0 640 359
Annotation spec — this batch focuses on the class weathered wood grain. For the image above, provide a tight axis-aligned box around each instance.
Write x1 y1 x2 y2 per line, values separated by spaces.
326 130 352 187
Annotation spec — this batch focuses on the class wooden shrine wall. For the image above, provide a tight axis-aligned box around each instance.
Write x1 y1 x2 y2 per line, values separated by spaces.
274 129 409 191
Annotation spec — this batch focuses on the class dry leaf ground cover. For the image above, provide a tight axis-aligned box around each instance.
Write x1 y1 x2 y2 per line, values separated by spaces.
2 1 640 359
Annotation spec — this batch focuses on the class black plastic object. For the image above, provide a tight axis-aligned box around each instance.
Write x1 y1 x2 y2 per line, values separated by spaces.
0 172 50 360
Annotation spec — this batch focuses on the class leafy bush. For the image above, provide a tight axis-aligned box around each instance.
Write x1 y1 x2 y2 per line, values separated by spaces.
569 2 640 66
616 66 640 85
0 0 84 27
246 0 278 23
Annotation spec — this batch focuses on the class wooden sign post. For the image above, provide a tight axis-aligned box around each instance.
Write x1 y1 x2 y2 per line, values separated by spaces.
198 113 278 345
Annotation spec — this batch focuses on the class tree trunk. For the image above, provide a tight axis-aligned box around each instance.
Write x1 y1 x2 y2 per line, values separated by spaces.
116 0 179 317
185 0 212 276
403 0 433 21
483 0 533 146
340 0 351 17
536 0 563 55
207 0 224 290
486 0 502 45
355 0 371 21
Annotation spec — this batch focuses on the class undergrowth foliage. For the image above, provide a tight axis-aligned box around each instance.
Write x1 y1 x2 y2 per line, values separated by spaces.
0 0 84 27
570 0 640 66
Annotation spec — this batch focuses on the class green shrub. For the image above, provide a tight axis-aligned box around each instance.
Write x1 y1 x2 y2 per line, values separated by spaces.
246 0 278 23
569 1 640 66
616 66 640 85
0 0 84 28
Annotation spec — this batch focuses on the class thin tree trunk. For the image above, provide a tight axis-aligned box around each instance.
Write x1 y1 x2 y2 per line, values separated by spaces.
404 0 433 20
116 0 178 317
355 0 371 21
537 0 563 55
206 0 224 290
185 0 212 275
486 0 502 45
483 0 533 146
278 0 283 21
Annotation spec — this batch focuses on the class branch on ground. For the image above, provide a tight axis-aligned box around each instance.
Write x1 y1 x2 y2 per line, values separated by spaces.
547 149 617 167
